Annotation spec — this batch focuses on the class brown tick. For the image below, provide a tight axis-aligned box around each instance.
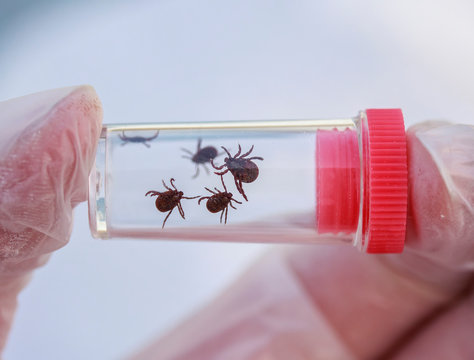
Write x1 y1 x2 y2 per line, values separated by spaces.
181 138 220 178
119 130 159 148
145 178 199 228
198 176 242 224
211 144 263 201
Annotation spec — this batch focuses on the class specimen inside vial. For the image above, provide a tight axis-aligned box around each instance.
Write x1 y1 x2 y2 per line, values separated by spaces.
144 135 265 227
181 138 219 178
212 144 264 201
198 175 243 224
145 178 200 228
118 130 159 147
92 122 322 242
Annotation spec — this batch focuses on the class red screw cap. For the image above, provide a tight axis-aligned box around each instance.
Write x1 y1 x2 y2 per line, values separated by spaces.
363 109 408 253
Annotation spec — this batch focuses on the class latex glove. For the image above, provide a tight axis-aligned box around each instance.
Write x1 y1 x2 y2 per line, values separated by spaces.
130 122 474 360
0 86 102 351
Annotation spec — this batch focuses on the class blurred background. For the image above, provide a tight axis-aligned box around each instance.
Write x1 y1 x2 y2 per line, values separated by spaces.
1 0 474 359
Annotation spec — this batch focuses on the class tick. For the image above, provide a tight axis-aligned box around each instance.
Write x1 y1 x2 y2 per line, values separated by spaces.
211 144 263 201
119 131 159 148
145 178 199 228
181 138 220 178
198 176 242 224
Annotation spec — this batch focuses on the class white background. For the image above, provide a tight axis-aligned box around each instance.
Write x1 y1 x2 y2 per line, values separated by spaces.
1 1 474 359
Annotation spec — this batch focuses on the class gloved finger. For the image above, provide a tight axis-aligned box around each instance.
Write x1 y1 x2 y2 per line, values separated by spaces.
391 289 474 360
0 86 102 350
129 250 355 360
129 121 474 360
403 121 474 268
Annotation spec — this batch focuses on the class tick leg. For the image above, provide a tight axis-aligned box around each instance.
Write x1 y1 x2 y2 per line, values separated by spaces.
162 179 173 191
220 175 227 192
214 187 221 193
146 131 159 141
192 165 200 179
235 178 248 201
205 187 217 195
234 144 242 157
221 146 232 158
198 196 210 205
224 206 228 224
197 138 202 151
121 142 128 146
214 169 229 176
203 163 210 175
177 202 185 219
142 142 151 148
181 148 194 156
240 189 248 202
182 195 200 199
145 190 162 197
220 208 225 223
182 155 192 160
118 133 126 141
211 159 225 170
230 202 237 210
240 145 254 158
162 208 174 229
230 197 242 205
248 156 263 161
234 177 240 196
170 178 178 191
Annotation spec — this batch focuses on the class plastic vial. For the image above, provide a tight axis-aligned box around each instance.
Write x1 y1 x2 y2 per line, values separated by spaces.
88 109 408 253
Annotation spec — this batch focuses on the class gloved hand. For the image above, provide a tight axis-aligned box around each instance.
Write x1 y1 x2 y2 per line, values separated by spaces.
0 86 102 351
129 122 474 359
1 87 473 359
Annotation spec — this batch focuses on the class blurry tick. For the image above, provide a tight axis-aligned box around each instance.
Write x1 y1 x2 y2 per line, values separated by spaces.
211 144 263 201
182 138 220 178
198 176 242 224
119 131 159 148
145 178 199 228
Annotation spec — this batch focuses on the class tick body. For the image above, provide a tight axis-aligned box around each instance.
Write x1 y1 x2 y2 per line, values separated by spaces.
119 131 159 148
198 176 242 224
182 138 220 178
211 144 263 201
145 178 199 228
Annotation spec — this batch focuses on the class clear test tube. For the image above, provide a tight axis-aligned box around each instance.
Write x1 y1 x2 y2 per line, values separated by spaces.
88 109 408 253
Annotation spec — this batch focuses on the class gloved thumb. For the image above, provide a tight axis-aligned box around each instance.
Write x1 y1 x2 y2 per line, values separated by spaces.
0 86 102 351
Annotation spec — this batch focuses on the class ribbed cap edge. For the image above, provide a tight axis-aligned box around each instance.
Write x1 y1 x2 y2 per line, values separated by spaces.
365 109 408 253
